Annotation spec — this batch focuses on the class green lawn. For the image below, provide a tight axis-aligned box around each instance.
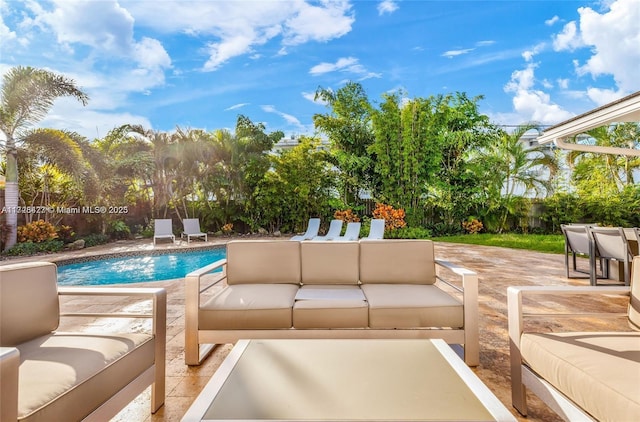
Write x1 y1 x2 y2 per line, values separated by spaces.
432 233 565 254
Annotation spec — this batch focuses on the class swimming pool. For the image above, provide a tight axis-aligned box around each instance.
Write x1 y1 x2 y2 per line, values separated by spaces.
57 247 226 286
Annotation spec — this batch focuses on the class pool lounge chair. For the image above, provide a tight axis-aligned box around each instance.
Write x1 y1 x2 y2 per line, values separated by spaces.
290 218 321 241
153 219 175 245
182 218 207 243
335 222 361 241
365 219 385 240
312 219 343 241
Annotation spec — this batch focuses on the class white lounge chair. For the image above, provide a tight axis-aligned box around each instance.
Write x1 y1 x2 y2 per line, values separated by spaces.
153 219 175 245
365 219 385 240
182 218 207 243
312 219 343 241
335 222 361 241
290 218 321 241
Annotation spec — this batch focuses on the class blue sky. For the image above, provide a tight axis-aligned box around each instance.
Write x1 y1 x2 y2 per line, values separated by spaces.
1 0 639 140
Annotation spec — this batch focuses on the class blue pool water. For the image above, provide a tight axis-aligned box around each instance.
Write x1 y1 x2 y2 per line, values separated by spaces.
57 248 226 286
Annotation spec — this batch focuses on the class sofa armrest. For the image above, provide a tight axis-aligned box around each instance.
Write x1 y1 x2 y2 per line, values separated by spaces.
0 347 19 421
185 259 227 365
435 259 479 366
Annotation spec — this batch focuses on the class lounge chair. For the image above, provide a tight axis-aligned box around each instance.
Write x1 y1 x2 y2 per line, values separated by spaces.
588 226 634 286
335 222 361 241
153 219 175 245
182 218 207 243
364 219 385 240
290 218 321 241
312 219 343 241
508 256 640 421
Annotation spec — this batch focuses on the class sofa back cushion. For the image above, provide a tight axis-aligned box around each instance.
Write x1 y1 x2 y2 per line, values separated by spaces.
629 256 640 329
0 262 59 346
226 240 301 285
300 241 359 285
359 240 436 285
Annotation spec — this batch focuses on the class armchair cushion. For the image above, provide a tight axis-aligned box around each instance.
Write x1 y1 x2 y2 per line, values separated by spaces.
359 240 436 285
362 284 463 329
520 331 640 422
199 284 299 329
0 262 59 346
17 332 154 422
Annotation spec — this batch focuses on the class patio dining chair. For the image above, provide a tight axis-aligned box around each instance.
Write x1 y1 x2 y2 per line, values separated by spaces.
560 224 603 279
335 222 361 241
182 218 207 243
153 219 175 245
312 219 343 241
290 218 321 241
588 226 634 286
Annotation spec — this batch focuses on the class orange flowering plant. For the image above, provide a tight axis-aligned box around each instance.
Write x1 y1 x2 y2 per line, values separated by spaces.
333 209 360 223
372 203 406 231
462 217 483 234
17 220 58 243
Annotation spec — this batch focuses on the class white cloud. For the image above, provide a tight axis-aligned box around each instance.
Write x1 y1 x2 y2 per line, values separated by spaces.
475 40 495 47
442 48 474 58
225 103 249 111
545 15 560 26
377 0 399 16
522 42 546 62
261 104 304 129
124 1 353 72
552 21 583 51
585 87 627 106
302 91 327 105
574 0 640 93
309 56 381 80
504 63 574 124
557 78 569 89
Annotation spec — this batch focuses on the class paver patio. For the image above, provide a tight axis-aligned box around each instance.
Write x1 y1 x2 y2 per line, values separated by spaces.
2 238 631 421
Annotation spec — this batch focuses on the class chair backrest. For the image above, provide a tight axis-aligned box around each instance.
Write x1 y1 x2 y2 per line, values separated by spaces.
324 219 344 238
300 241 360 284
359 239 436 285
629 256 640 329
561 224 591 255
367 219 385 240
183 218 202 234
588 227 629 261
340 222 361 241
0 262 59 346
154 219 173 235
303 218 321 238
226 240 301 285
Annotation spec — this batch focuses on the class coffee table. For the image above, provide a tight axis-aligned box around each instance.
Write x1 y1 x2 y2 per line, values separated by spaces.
182 339 516 421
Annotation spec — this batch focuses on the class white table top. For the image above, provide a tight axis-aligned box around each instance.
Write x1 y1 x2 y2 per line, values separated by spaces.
182 339 515 422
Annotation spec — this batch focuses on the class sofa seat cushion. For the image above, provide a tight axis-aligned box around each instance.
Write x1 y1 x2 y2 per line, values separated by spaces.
17 332 154 422
200 284 299 329
361 284 463 329
521 332 640 422
293 285 368 328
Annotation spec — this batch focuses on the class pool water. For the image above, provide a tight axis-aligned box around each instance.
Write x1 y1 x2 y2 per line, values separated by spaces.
57 248 226 286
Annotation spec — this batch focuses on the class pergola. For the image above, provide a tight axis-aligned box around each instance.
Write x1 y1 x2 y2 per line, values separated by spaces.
536 91 640 156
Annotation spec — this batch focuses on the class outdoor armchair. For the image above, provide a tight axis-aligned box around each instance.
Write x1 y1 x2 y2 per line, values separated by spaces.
508 256 640 421
312 219 343 241
153 218 175 245
290 218 321 241
182 218 207 243
0 261 167 422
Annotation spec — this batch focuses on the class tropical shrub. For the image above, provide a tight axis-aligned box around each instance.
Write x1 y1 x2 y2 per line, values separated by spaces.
462 217 483 234
56 225 75 243
334 209 360 223
2 239 64 256
81 233 109 247
372 203 406 231
108 220 131 240
384 227 432 239
17 220 58 243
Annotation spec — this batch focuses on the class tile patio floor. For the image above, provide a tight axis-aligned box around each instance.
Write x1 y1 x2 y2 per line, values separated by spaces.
1 238 632 421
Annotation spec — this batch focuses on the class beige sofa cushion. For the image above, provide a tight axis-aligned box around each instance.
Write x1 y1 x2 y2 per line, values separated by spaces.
226 240 301 285
293 285 368 328
16 332 154 422
359 240 435 284
200 284 299 329
521 332 640 422
362 284 463 328
0 262 59 346
300 241 359 285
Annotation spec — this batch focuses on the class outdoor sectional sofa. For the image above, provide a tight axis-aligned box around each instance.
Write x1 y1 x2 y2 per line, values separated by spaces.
0 261 166 422
185 239 479 366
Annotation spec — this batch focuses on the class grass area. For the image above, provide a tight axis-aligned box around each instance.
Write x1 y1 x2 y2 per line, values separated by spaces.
432 233 565 254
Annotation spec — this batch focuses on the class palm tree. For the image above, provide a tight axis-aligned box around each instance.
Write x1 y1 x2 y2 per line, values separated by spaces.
0 66 88 249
